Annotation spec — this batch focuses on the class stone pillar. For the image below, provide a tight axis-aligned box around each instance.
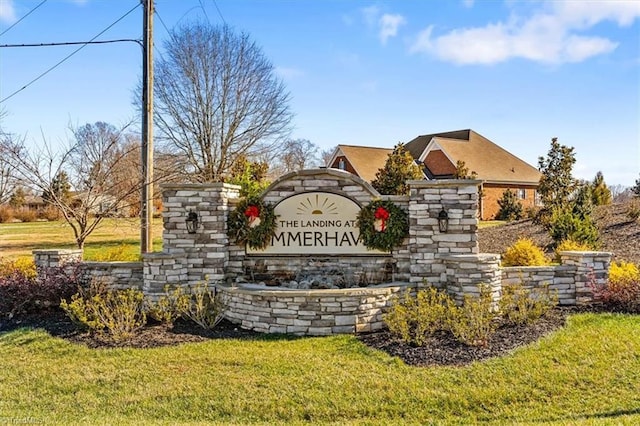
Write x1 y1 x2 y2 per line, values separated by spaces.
407 180 480 286
33 249 83 270
443 253 501 305
560 251 613 305
156 183 240 287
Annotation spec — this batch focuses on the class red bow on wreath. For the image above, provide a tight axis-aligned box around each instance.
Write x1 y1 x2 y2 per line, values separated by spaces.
244 205 261 228
373 206 390 232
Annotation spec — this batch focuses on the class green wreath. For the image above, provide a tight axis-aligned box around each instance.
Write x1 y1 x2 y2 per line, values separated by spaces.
356 199 409 252
227 196 278 250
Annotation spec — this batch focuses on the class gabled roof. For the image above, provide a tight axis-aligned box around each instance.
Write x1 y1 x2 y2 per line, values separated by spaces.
328 145 393 183
406 129 542 184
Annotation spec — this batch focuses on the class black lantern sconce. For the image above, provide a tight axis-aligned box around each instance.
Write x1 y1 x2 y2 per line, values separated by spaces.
185 209 200 234
438 208 449 233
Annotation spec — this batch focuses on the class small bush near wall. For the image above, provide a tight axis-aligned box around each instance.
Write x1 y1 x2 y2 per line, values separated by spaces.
384 287 453 346
447 286 497 347
593 261 640 314
0 262 86 317
61 280 147 342
499 283 558 326
502 238 548 267
554 239 594 263
385 283 560 348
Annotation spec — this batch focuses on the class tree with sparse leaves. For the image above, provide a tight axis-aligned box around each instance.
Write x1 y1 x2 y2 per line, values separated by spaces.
495 189 523 221
537 137 577 224
371 143 423 195
154 23 293 183
8 187 25 208
227 154 269 197
454 160 477 179
536 137 598 246
591 171 612 206
633 174 640 197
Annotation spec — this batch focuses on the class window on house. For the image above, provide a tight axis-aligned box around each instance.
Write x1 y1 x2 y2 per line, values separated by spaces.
338 158 345 170
517 189 526 199
535 190 543 206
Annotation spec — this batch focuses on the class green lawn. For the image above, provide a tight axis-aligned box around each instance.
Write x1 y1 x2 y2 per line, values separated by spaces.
0 313 638 424
0 219 163 261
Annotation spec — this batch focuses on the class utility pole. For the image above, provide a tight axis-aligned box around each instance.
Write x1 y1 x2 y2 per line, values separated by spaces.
141 0 154 254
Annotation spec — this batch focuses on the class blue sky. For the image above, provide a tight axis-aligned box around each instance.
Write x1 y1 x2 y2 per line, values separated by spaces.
0 0 638 187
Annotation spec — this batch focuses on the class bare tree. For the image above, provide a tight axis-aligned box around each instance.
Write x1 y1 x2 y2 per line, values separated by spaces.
269 139 320 176
321 146 337 167
154 23 293 182
0 111 19 204
3 121 145 249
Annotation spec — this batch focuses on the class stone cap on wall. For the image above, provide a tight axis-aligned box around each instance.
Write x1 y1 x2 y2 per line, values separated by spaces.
264 168 381 198
160 182 242 191
407 179 483 189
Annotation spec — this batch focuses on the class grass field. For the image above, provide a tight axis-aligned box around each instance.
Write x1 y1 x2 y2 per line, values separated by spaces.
0 219 163 261
0 313 638 424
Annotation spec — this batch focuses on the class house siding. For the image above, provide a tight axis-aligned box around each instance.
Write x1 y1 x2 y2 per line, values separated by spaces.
424 150 456 176
481 184 538 220
329 156 357 175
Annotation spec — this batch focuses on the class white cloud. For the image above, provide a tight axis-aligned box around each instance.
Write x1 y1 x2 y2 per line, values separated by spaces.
410 0 640 65
462 0 475 9
379 14 406 44
0 0 17 24
361 6 406 45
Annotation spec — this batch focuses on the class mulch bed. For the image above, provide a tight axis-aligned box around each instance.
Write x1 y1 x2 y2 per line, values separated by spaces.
0 307 585 366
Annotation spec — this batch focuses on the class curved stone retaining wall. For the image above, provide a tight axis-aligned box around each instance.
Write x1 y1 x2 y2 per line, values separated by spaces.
217 282 416 335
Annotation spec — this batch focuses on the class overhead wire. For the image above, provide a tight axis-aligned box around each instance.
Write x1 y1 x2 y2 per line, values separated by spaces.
0 0 49 37
210 0 226 25
0 2 141 104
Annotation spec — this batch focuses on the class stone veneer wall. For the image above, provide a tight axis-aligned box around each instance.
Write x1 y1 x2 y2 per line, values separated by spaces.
217 283 415 335
33 249 143 290
407 180 480 286
443 254 501 305
227 170 410 284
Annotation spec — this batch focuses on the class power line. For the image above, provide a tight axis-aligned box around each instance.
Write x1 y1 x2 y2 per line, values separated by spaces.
0 0 48 37
210 0 226 25
0 3 141 104
198 0 210 23
155 9 171 35
0 39 141 48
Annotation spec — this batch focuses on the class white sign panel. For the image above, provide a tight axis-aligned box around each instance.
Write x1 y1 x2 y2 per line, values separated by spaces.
247 192 386 255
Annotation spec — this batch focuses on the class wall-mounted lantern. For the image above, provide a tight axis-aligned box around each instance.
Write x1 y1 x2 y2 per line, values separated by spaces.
438 208 449 233
185 209 200 234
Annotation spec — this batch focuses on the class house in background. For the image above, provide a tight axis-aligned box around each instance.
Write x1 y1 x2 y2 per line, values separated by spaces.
326 129 542 220
326 145 394 183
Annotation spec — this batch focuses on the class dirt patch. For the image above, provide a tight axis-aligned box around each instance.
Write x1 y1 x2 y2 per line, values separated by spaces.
479 201 640 264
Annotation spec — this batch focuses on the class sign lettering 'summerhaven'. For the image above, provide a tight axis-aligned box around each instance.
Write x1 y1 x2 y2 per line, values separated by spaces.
247 192 387 255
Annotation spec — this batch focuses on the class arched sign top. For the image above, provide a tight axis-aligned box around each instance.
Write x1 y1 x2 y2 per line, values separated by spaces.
247 192 386 255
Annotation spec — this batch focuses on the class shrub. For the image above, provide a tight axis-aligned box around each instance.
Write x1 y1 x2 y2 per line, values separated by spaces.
590 263 640 314
495 190 523 221
384 287 453 346
92 244 140 262
0 205 14 223
498 283 558 326
13 208 37 223
502 238 548 267
183 283 225 330
0 257 37 279
0 262 86 317
447 285 497 347
38 206 61 221
61 280 147 341
554 239 594 263
627 201 640 222
548 209 599 248
147 285 191 326
609 261 640 284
